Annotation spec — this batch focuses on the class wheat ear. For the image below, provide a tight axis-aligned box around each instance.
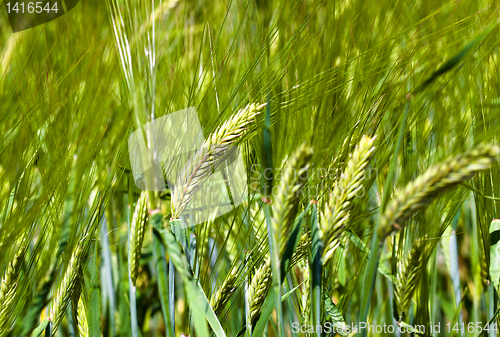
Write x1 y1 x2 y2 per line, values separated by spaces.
171 103 266 218
379 144 500 237
249 233 310 324
395 236 427 320
210 266 240 316
301 262 311 325
77 296 89 337
0 238 28 335
50 245 84 334
248 259 272 323
322 135 376 266
272 145 313 254
129 191 148 285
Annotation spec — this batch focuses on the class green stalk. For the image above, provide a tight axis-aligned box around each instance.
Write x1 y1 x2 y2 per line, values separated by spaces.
359 99 410 335
89 244 101 337
128 178 139 337
151 212 174 337
450 212 464 337
264 203 284 337
168 260 175 337
310 204 322 337
488 283 495 337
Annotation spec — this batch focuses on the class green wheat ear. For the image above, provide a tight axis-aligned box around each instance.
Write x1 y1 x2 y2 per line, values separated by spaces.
0 237 28 334
272 144 313 254
249 234 310 325
248 259 272 323
50 245 84 334
129 191 148 286
379 143 500 238
210 266 240 316
395 235 428 320
171 103 266 219
322 135 376 266
77 296 89 337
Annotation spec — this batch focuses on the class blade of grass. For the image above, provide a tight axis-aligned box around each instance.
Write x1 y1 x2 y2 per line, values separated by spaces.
159 217 226 337
310 203 322 337
151 211 174 337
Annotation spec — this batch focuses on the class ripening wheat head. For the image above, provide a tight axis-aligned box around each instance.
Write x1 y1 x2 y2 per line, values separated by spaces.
395 236 427 320
77 296 89 337
248 259 272 324
272 144 313 254
171 103 266 218
322 135 376 266
210 266 240 316
379 143 500 237
129 191 148 285
0 238 27 335
249 233 310 325
50 245 84 334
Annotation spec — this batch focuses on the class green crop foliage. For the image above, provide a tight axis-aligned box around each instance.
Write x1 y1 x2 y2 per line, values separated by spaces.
1 0 500 336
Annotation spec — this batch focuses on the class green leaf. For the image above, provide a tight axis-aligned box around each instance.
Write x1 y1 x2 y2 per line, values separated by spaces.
30 318 49 337
280 206 308 281
156 216 226 337
323 291 349 337
414 22 498 93
151 213 174 337
310 203 322 337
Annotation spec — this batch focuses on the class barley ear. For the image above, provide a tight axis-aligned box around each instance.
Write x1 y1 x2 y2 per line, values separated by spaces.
301 263 311 325
249 234 310 325
322 135 376 266
210 266 240 316
171 103 266 218
272 144 313 254
50 245 84 334
379 144 500 237
77 296 89 337
129 191 148 285
0 238 28 335
395 236 427 320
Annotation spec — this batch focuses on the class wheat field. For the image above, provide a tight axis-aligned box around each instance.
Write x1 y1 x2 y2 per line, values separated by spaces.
1 0 500 336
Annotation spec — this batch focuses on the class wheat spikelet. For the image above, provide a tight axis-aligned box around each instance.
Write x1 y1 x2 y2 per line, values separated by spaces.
129 191 148 285
395 236 427 320
322 135 376 266
300 262 311 325
50 245 84 334
171 103 266 218
0 238 27 335
249 233 310 324
248 259 272 323
77 296 89 337
210 266 240 316
272 145 313 254
379 144 500 237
